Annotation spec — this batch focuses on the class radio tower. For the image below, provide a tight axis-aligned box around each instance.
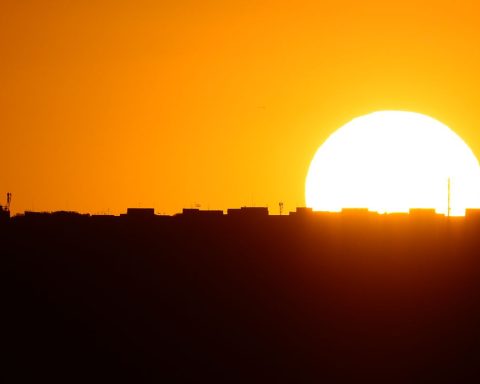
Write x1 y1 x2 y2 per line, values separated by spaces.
6 193 11 212
1 192 11 220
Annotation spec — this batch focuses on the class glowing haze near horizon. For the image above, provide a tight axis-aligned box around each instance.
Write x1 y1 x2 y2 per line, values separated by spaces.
305 111 480 216
3 1 480 215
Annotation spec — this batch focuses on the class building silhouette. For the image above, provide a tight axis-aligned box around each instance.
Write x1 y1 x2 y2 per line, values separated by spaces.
4 204 480 382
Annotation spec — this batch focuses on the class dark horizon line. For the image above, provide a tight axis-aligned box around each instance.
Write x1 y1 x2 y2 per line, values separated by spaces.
4 206 480 220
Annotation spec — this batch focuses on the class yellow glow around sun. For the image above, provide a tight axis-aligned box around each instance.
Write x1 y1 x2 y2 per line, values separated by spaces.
305 111 480 216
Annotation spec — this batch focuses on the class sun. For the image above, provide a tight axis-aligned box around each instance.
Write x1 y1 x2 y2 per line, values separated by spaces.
305 111 480 216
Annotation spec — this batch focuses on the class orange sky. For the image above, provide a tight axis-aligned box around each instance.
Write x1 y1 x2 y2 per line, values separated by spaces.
2 0 480 215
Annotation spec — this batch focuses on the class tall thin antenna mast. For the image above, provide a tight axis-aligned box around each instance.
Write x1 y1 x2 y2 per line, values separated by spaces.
447 177 451 217
6 192 11 212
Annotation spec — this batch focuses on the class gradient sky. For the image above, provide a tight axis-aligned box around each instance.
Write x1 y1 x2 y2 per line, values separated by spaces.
2 0 480 214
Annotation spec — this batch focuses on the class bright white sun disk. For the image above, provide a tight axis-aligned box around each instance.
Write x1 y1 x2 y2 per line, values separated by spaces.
305 111 480 216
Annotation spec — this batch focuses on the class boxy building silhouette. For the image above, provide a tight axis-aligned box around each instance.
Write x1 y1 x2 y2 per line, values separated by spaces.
123 208 155 217
227 207 269 217
180 208 224 218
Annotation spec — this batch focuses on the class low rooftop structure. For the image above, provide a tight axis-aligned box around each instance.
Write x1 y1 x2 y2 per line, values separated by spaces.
180 208 224 218
341 208 373 215
0 206 9 221
409 208 438 217
466 208 480 219
123 208 155 217
227 207 269 217
290 207 314 216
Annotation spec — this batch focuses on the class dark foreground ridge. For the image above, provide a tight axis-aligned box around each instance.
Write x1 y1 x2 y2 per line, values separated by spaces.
4 207 480 382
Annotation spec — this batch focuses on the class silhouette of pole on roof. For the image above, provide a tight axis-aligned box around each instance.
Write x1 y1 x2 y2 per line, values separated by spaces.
279 202 284 215
6 192 11 212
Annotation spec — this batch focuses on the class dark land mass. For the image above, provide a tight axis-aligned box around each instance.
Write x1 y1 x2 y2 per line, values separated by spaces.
3 208 480 382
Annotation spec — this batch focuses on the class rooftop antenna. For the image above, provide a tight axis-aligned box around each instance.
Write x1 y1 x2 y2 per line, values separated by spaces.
447 177 451 217
279 201 284 216
6 192 11 212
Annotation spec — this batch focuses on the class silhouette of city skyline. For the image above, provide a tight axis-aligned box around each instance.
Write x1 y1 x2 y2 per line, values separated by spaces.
6 204 480 220
4 203 480 381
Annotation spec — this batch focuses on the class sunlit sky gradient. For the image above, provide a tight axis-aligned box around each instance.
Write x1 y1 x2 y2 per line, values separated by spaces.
2 1 480 214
